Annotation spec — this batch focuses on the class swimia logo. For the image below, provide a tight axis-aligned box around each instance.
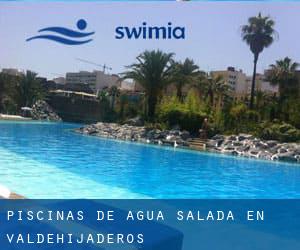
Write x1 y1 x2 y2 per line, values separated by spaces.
115 22 185 40
26 19 95 45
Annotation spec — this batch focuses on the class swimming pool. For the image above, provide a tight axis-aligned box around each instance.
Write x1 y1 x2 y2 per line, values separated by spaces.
0 121 299 198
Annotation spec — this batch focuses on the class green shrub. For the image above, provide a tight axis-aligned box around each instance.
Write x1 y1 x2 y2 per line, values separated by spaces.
287 99 300 129
228 103 260 133
157 95 207 133
258 122 300 142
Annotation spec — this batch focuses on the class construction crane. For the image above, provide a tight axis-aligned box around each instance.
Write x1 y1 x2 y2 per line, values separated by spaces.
75 58 112 74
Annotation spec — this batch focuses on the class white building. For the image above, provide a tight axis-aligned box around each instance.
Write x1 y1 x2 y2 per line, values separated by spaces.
65 70 120 92
211 67 248 98
120 80 143 92
53 77 66 85
211 67 278 99
245 74 278 96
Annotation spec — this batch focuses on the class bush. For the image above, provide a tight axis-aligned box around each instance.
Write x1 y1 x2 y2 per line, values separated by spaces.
287 99 300 129
258 122 300 142
228 103 260 133
159 109 206 133
157 94 207 133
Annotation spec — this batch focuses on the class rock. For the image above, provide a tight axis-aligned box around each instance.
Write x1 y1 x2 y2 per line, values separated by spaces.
278 148 288 154
228 135 237 141
125 116 144 126
223 146 235 151
75 124 300 164
169 130 181 136
161 139 174 146
249 150 260 156
215 139 224 147
259 151 272 160
236 145 250 152
231 151 239 156
237 134 253 141
266 140 278 148
180 131 191 140
277 152 297 162
211 134 225 140
207 140 219 148
31 100 62 122
75 122 193 149
254 141 269 150
233 142 243 147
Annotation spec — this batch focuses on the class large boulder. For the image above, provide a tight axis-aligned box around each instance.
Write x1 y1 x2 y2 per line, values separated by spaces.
277 152 298 162
31 100 62 122
180 131 191 140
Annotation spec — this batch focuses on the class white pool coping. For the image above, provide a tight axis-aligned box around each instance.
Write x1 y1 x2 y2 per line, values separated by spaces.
0 184 11 199
0 114 32 121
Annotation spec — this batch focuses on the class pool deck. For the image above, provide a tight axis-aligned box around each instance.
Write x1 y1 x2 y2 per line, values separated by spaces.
0 114 32 121
0 184 25 199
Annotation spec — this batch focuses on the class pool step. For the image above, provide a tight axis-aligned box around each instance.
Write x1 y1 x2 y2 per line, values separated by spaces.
189 138 207 150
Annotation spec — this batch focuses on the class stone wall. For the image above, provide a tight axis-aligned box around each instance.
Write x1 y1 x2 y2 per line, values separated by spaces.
207 134 300 163
75 122 191 147
75 123 300 164
47 95 112 123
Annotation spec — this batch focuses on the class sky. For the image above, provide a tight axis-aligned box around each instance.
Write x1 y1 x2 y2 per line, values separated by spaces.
0 2 300 79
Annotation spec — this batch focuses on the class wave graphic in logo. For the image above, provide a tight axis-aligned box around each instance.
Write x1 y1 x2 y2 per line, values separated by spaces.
26 19 94 45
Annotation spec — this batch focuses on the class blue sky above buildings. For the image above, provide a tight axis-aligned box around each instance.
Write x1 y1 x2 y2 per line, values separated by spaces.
0 2 299 79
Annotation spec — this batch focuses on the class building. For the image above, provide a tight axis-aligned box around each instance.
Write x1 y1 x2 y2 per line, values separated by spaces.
1 68 24 76
211 67 248 98
211 67 278 99
245 73 278 96
65 70 120 93
120 80 144 92
120 80 135 91
53 77 66 85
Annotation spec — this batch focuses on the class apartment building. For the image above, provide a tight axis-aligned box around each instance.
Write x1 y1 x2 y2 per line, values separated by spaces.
65 70 120 92
245 73 278 96
1 68 24 76
212 67 278 99
211 67 248 98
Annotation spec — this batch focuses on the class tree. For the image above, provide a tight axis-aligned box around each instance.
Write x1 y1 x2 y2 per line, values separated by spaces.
191 71 208 100
16 71 44 107
0 73 8 112
122 50 174 119
0 73 23 113
172 58 199 101
205 74 229 109
267 57 299 122
97 89 109 103
108 85 120 110
241 13 276 109
267 57 299 100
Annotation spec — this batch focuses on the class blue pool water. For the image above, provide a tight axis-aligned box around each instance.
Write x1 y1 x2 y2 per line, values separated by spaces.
0 121 299 198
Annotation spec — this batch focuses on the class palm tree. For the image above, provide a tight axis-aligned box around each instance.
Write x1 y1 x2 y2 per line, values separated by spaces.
122 50 174 119
241 13 276 109
205 74 229 109
0 73 7 112
191 71 207 100
0 73 19 113
16 71 44 107
108 85 120 110
172 58 199 101
267 57 299 100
